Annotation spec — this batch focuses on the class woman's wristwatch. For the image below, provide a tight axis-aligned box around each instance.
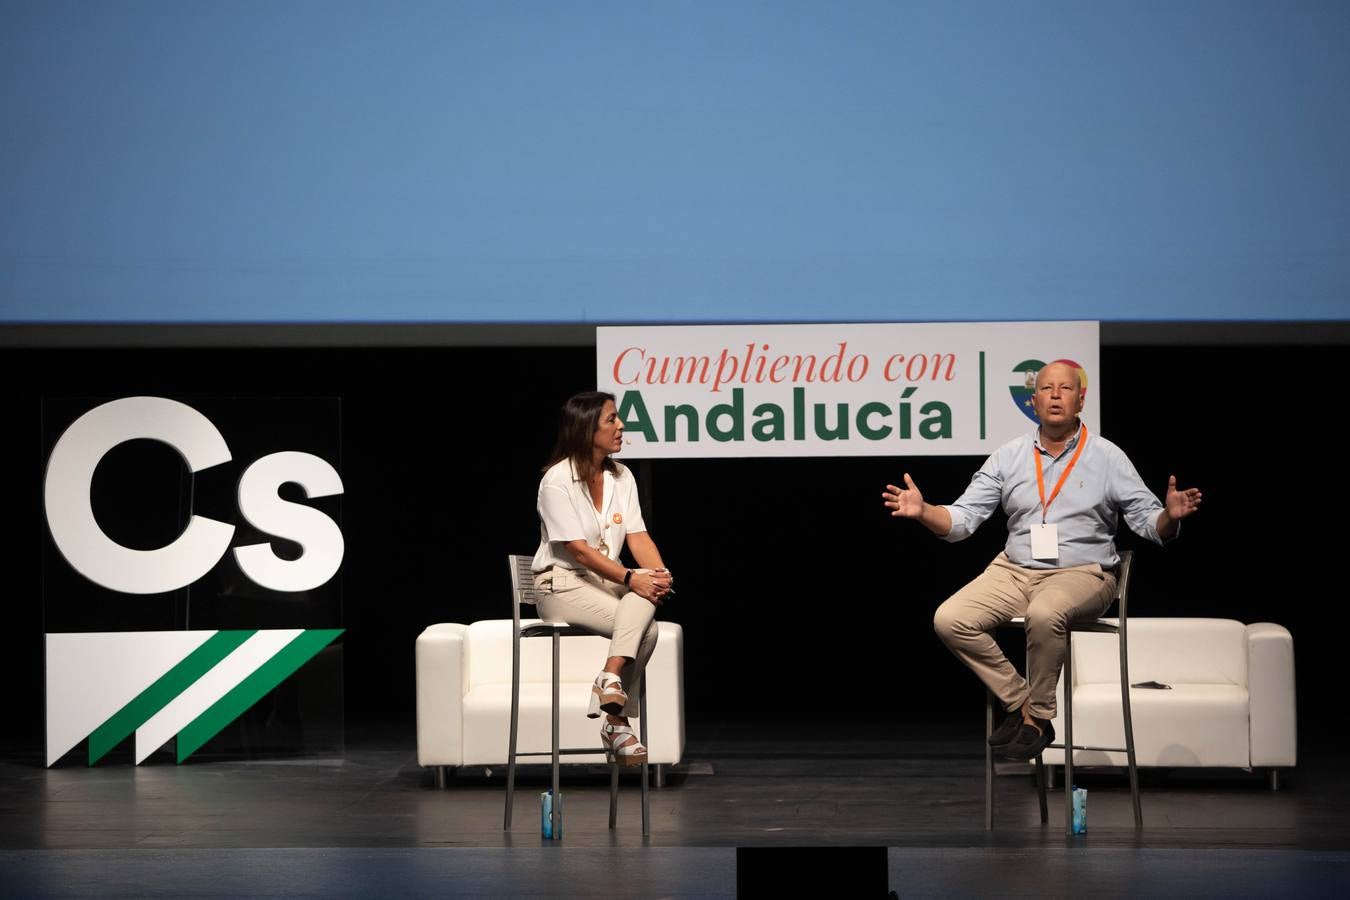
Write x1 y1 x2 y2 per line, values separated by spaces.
623 569 634 586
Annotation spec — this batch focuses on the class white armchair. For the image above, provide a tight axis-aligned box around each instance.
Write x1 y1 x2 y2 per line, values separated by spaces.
416 619 685 780
1043 618 1296 783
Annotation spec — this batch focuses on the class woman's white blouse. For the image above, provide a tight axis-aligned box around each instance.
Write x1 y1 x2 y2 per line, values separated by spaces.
532 459 647 572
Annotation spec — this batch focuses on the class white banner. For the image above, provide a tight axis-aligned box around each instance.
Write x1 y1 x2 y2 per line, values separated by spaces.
596 322 1099 458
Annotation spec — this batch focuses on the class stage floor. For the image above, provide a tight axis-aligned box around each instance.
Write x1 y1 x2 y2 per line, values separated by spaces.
4 724 1349 896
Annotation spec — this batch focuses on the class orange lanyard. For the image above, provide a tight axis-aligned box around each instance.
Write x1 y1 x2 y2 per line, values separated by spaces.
1034 424 1087 523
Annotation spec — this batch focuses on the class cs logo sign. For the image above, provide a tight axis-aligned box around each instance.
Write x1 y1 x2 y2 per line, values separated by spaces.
44 396 344 595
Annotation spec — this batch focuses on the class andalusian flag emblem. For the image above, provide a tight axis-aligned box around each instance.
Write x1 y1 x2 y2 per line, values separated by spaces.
46 629 342 766
1009 359 1044 423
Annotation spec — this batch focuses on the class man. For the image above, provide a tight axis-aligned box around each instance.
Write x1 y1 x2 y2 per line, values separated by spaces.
882 360 1201 759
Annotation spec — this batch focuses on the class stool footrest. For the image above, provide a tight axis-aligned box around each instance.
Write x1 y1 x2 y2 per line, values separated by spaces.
1046 743 1129 753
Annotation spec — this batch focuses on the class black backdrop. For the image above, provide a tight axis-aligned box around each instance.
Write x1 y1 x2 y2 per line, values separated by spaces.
3 342 1344 755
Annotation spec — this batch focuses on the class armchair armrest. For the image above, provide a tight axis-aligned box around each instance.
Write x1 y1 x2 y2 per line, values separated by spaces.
644 622 686 766
1247 622 1296 767
416 623 469 767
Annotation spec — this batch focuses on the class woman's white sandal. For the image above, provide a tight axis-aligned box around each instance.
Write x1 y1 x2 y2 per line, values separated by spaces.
588 672 628 719
601 722 648 768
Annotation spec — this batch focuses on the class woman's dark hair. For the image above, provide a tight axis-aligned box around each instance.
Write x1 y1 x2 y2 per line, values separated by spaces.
543 391 618 483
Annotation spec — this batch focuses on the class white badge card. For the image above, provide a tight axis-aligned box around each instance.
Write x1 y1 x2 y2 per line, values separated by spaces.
1031 523 1060 561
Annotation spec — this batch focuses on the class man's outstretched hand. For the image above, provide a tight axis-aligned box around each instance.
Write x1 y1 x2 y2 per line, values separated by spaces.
1165 475 1202 521
883 473 925 518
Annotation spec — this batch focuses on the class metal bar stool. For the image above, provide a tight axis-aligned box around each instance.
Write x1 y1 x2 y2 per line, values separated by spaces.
503 555 650 839
985 549 1142 833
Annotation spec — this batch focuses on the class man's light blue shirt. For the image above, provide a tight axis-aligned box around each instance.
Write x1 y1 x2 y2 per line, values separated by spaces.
942 424 1170 569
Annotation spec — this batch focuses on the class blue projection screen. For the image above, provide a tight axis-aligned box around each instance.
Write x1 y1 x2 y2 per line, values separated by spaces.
2 1 1348 326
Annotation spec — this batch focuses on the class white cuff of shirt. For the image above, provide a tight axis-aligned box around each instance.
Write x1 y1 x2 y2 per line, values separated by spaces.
1154 509 1179 542
939 504 966 542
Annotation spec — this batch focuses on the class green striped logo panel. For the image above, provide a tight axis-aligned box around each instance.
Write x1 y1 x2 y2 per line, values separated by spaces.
87 630 256 766
176 629 343 763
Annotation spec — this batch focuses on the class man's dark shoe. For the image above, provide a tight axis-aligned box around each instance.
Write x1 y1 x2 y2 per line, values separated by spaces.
1000 718 1055 760
987 705 1024 749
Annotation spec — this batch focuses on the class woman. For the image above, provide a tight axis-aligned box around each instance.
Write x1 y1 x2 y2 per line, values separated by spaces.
532 391 673 767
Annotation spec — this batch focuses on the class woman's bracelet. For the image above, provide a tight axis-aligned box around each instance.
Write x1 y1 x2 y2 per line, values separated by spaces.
623 569 633 586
